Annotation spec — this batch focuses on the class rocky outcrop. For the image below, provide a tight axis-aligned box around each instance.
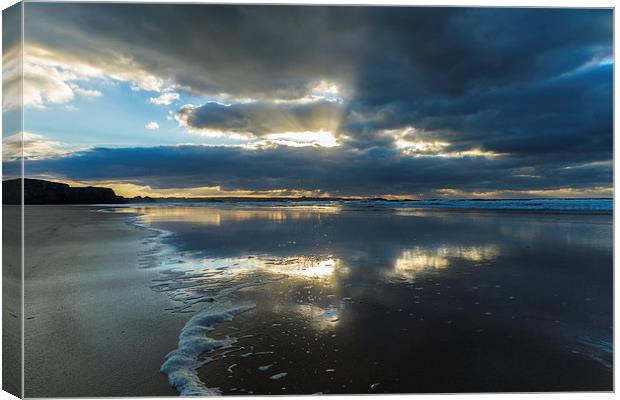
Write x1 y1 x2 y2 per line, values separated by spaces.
3 179 126 205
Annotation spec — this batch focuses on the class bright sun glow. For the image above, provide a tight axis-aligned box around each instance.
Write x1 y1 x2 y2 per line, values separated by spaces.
390 127 504 159
262 130 339 148
262 257 340 279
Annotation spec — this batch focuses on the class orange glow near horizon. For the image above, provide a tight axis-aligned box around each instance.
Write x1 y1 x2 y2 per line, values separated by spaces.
26 176 613 200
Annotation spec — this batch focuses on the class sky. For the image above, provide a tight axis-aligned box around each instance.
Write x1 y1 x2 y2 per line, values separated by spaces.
2 4 614 198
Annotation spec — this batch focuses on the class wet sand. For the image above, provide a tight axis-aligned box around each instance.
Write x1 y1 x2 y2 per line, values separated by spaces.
3 205 22 397
127 205 613 394
23 206 186 397
21 204 613 396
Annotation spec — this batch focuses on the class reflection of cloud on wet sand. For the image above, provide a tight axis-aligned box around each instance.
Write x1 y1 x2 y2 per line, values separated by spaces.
389 245 500 281
118 205 342 227
295 303 342 329
176 254 344 285
234 255 347 330
259 257 341 280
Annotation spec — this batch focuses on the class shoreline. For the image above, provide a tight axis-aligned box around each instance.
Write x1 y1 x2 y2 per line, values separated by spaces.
129 204 612 394
106 202 613 217
23 206 186 397
20 204 613 395
124 211 275 396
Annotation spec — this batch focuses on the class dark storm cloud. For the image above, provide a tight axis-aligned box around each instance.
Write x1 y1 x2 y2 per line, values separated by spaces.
24 4 365 99
177 100 343 137
24 5 611 99
21 145 612 197
343 62 613 157
350 8 612 101
3 3 21 53
21 4 613 196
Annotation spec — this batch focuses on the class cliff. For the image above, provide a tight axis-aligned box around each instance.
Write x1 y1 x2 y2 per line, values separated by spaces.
3 179 126 205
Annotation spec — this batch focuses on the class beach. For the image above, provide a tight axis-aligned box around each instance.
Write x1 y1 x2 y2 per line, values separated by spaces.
22 203 613 396
23 206 186 397
3 205 22 396
9 4 612 397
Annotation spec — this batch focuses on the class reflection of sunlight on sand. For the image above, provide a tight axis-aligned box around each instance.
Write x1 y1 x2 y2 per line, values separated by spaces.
233 255 346 329
145 254 345 315
260 257 340 279
140 207 223 225
295 303 342 329
456 245 500 262
118 205 343 226
389 245 500 280
186 255 345 284
395 249 450 270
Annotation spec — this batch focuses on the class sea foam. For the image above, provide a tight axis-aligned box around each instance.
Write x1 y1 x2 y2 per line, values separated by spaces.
115 209 271 396
161 303 256 396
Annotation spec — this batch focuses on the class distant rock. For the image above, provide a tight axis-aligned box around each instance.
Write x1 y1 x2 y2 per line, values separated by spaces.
130 195 157 203
3 178 126 205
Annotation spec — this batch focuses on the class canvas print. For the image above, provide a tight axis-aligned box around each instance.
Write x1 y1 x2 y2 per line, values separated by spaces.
1 2 614 397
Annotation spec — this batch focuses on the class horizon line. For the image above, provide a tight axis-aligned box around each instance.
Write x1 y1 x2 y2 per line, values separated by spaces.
4 178 612 202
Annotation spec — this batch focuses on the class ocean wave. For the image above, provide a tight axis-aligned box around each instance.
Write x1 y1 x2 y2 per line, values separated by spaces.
110 198 612 213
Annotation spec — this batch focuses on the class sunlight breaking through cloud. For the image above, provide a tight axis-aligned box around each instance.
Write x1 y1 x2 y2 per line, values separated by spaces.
259 131 340 148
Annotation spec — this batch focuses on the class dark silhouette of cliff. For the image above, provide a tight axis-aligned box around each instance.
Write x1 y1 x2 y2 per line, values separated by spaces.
2 178 394 205
3 179 126 205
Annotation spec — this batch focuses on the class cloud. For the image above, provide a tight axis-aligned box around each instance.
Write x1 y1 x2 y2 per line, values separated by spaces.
17 144 612 198
257 131 339 148
22 64 78 108
23 6 611 100
2 4 22 112
13 5 613 197
2 46 22 112
19 5 601 110
71 85 102 98
2 45 110 110
342 62 612 159
5 42 178 110
2 132 68 161
150 92 180 106
175 100 343 140
145 121 160 130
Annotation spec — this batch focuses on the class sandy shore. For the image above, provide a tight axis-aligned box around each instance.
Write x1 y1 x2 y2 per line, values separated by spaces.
131 205 613 394
18 204 612 396
3 205 22 397
23 206 185 397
